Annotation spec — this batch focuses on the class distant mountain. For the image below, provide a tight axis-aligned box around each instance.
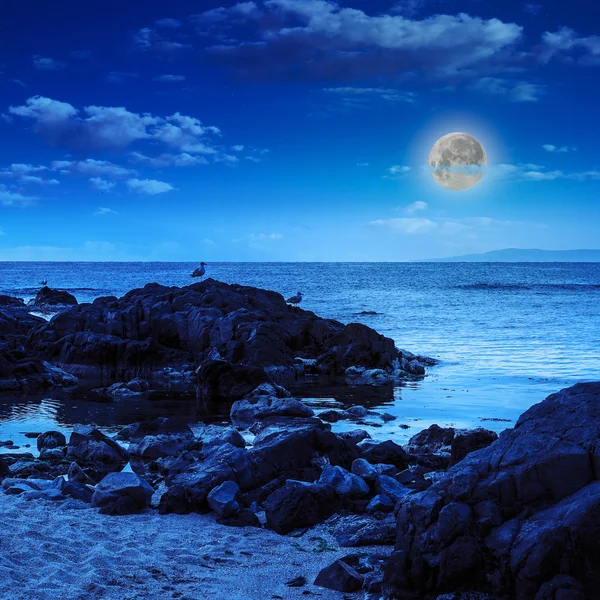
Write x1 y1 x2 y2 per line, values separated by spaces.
426 248 600 262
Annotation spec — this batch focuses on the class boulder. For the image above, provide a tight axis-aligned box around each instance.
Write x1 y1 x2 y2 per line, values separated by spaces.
66 425 128 472
315 559 364 592
207 480 240 518
127 418 195 460
361 440 409 470
37 430 66 452
264 481 339 534
450 427 498 466
351 458 396 482
29 286 77 312
91 472 154 514
333 514 397 547
373 475 411 504
366 494 395 514
383 382 600 600
231 392 314 428
319 465 370 498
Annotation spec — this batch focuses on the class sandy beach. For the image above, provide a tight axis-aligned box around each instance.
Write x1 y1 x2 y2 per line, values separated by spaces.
0 493 389 600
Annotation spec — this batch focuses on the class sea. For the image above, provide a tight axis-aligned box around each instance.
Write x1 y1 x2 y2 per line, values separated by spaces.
1 261 599 451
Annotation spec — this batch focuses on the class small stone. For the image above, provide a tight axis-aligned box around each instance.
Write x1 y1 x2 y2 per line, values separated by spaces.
314 559 364 592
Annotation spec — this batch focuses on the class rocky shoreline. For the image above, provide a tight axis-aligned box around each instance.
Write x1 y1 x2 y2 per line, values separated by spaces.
0 281 597 599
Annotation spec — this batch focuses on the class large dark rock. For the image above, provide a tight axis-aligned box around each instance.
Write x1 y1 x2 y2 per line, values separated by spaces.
91 472 154 515
264 480 339 534
127 418 195 460
37 431 66 452
315 559 364 592
383 382 600 600
25 279 428 386
159 419 358 515
361 440 409 471
0 344 78 391
230 384 314 427
66 425 128 472
29 286 77 310
0 307 44 336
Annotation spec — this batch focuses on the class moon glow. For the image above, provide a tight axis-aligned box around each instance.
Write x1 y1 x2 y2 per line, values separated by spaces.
429 132 487 191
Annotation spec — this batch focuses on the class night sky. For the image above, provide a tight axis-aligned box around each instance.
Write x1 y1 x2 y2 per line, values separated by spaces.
0 0 598 260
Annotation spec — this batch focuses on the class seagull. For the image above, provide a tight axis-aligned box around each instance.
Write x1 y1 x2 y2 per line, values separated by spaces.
191 262 207 280
286 291 303 308
39 280 48 286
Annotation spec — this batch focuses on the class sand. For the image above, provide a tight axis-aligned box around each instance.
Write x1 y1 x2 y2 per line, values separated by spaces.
0 493 389 600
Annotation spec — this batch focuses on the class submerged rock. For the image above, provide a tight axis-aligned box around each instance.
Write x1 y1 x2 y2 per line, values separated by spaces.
29 286 77 311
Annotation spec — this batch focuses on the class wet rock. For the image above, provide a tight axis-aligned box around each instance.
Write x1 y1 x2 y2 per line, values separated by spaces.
338 429 371 445
407 424 455 455
39 447 66 461
197 424 246 451
94 378 150 399
360 441 409 470
366 494 395 514
314 559 364 592
67 462 94 485
264 480 339 534
384 382 600 599
127 418 195 460
92 472 154 514
231 389 314 428
0 295 25 308
29 286 77 311
333 514 397 547
198 361 268 402
450 427 498 466
351 458 397 482
207 480 240 518
37 431 66 452
345 367 390 386
373 475 411 504
0 457 9 480
318 409 350 423
66 425 128 472
319 465 370 498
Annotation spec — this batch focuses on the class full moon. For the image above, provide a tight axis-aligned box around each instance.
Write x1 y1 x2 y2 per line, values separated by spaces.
429 132 487 191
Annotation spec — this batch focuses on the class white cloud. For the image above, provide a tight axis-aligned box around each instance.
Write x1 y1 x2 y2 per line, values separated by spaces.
248 233 283 241
324 87 416 107
404 201 428 214
357 162 369 167
9 96 221 154
370 217 438 234
540 27 600 65
93 207 118 216
19 176 59 185
155 18 182 28
129 152 209 167
126 178 175 195
132 27 192 54
542 144 569 153
384 165 411 180
232 145 245 152
90 177 117 191
202 2 523 81
153 74 186 82
470 77 545 102
202 238 217 247
0 184 36 207
493 163 599 182
53 159 133 178
33 56 66 70
370 215 520 236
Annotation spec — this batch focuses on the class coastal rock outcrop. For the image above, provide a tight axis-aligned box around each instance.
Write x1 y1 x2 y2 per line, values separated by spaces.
26 279 431 385
383 382 600 600
28 286 77 313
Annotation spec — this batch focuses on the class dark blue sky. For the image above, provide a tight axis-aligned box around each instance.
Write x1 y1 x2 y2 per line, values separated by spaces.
0 0 598 260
